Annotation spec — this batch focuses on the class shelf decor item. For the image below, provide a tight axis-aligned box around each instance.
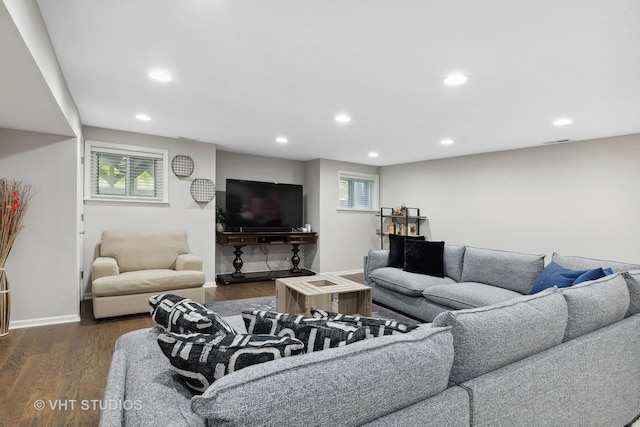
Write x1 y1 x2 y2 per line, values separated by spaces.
376 207 426 249
216 207 226 231
190 179 215 203
0 178 35 337
171 155 195 177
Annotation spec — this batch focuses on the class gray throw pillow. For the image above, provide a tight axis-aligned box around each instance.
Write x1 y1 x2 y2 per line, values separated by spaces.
561 273 630 341
432 288 567 384
623 270 640 317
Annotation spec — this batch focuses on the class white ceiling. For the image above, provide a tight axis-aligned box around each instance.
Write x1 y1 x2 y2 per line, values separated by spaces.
31 0 640 166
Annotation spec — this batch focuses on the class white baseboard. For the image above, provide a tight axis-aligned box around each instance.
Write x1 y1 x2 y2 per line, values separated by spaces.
322 269 364 275
9 314 81 330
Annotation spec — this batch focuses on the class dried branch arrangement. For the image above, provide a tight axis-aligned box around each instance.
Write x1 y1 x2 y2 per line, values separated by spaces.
0 178 35 266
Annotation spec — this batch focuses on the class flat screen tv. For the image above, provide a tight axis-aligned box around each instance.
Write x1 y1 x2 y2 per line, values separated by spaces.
225 179 303 232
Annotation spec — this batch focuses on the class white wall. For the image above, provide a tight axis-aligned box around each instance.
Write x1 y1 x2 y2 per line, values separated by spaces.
380 134 640 264
0 128 80 326
314 159 380 273
3 0 81 137
215 151 308 274
82 127 217 294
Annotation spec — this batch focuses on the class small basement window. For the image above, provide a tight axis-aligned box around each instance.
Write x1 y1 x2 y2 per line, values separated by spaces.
84 141 169 204
338 170 379 211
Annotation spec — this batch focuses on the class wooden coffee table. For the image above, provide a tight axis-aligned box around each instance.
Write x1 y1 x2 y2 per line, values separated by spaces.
275 274 372 316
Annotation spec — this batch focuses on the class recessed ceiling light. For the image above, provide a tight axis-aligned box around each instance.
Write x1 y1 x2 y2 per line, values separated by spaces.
368 152 379 158
552 118 573 126
275 136 288 144
135 113 151 121
148 69 172 82
335 113 351 123
440 138 454 145
444 73 468 86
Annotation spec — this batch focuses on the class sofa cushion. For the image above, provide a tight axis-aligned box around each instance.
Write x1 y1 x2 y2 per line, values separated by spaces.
100 229 191 272
310 309 420 337
105 328 207 427
423 282 523 310
432 288 567 384
242 310 367 352
403 240 445 277
191 326 454 426
388 234 425 268
370 267 455 297
149 294 235 336
623 270 640 317
529 261 609 294
92 269 205 297
444 244 465 282
561 273 630 342
157 332 305 394
460 246 545 294
552 252 640 273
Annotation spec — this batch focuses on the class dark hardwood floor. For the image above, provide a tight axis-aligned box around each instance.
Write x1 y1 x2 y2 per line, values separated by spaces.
0 274 363 426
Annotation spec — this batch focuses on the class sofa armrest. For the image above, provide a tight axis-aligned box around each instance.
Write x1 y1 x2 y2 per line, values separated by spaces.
176 253 203 271
364 250 389 283
92 257 119 281
99 348 127 426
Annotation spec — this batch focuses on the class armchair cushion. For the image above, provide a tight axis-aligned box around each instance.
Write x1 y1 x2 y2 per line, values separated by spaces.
100 229 191 273
92 270 205 297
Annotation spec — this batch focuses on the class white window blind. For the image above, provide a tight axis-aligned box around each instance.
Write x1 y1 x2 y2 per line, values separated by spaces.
338 171 379 211
85 141 169 203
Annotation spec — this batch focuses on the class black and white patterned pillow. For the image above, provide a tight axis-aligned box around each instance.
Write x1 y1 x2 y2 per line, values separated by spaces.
149 294 235 336
310 309 420 338
157 332 304 394
242 310 367 352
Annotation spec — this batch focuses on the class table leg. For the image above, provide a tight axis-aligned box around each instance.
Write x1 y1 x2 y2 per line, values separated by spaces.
232 245 245 278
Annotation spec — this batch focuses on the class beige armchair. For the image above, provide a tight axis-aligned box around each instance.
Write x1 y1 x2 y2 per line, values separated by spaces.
91 229 206 319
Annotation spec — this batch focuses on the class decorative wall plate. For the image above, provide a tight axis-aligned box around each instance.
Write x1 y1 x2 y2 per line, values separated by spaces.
190 179 215 202
171 155 195 177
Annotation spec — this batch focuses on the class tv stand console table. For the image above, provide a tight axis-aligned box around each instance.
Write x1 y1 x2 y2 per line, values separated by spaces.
215 230 318 285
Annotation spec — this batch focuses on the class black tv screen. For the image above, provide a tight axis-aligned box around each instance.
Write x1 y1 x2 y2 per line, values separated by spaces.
225 179 303 231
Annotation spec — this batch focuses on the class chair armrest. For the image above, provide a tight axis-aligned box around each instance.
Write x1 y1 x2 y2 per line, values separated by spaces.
176 253 203 271
92 257 119 281
364 250 389 283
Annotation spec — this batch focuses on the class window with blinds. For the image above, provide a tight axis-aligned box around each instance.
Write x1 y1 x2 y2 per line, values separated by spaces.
84 141 169 203
338 171 379 211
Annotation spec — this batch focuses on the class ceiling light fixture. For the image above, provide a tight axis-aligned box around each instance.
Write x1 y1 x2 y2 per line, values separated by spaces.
275 136 288 144
148 69 172 82
440 138 454 145
444 73 468 86
368 152 379 158
135 113 151 121
335 113 351 123
552 118 573 126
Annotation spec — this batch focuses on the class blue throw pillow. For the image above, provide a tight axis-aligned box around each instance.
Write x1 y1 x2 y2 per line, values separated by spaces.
529 262 611 294
529 262 582 294
573 268 607 285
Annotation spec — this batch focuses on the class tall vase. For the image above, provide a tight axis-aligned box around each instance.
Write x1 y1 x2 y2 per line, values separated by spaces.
0 268 9 337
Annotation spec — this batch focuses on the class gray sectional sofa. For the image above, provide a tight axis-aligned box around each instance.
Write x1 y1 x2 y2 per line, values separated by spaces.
364 244 640 322
100 248 640 426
